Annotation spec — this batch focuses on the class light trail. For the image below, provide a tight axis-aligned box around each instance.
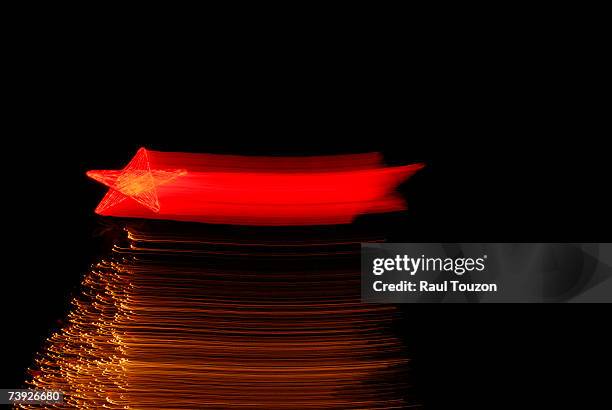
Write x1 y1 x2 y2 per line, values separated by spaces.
87 148 424 225
21 223 415 409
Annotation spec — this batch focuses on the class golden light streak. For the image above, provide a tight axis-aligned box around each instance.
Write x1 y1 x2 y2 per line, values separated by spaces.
21 224 414 409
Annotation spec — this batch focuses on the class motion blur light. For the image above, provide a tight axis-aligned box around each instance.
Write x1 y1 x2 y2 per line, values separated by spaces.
87 147 424 226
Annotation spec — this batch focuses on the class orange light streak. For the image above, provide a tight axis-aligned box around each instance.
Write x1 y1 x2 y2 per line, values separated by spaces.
22 224 414 409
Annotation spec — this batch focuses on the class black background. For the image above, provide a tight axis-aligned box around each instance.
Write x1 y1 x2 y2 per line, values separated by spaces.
3 30 609 408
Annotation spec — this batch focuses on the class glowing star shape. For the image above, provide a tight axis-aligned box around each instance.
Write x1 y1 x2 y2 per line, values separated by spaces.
87 147 186 213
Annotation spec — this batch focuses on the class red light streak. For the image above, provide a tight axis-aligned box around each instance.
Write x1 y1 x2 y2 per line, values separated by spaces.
87 148 424 225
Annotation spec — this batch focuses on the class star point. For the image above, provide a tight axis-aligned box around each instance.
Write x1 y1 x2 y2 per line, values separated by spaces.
87 148 186 214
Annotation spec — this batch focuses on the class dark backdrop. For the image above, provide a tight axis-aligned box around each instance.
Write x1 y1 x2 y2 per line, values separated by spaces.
3 51 609 409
